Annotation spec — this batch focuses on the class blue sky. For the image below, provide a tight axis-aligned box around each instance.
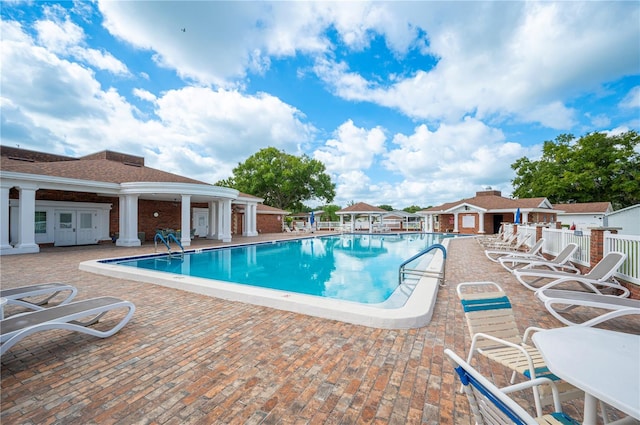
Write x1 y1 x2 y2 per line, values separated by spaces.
2 1 639 209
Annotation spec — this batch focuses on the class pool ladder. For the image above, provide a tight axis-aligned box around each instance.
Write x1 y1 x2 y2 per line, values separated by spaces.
154 232 185 259
398 243 447 287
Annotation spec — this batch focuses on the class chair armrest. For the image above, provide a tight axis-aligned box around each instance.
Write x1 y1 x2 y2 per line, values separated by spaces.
522 327 547 343
501 377 562 412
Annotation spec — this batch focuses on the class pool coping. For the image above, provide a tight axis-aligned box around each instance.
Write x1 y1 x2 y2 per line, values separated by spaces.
79 236 451 329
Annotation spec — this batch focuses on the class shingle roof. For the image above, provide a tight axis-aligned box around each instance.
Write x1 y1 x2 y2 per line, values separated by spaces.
422 191 550 213
257 204 288 214
554 202 612 214
1 147 211 185
337 202 387 213
1 156 206 185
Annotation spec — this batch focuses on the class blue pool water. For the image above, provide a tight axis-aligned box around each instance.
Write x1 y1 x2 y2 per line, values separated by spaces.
112 233 453 304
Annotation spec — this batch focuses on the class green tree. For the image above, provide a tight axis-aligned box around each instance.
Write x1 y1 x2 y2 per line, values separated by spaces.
218 147 336 211
377 204 394 211
319 204 341 221
403 205 423 213
511 131 640 209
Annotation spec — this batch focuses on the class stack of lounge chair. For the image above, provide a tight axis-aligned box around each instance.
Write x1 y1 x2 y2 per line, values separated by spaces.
1 283 135 355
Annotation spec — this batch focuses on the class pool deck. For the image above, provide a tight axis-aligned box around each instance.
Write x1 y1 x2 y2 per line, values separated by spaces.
1 233 638 424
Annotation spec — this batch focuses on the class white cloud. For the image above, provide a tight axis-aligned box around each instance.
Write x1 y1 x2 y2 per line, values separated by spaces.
313 120 386 175
133 88 156 103
317 118 537 208
35 6 129 75
619 86 640 109
312 2 639 130
1 19 316 185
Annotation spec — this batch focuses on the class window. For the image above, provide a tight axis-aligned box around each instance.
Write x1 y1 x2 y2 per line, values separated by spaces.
35 211 47 234
59 213 73 229
79 212 92 229
462 215 476 228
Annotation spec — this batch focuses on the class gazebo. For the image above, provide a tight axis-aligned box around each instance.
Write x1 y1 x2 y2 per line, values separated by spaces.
336 202 387 232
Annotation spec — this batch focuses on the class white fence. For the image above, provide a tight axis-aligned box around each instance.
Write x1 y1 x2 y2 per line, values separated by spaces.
605 233 640 285
504 224 639 285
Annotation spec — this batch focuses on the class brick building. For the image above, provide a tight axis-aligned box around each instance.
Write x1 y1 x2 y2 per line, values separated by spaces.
0 147 286 255
418 189 561 234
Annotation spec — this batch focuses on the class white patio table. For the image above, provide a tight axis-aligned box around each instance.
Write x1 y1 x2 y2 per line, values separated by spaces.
533 327 640 425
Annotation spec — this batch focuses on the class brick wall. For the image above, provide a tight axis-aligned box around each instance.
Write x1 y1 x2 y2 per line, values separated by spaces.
257 214 283 234
457 213 478 234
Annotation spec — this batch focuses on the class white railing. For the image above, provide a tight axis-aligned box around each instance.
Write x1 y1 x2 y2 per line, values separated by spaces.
497 224 639 285
316 221 341 231
542 228 591 266
605 233 640 285
517 225 538 245
405 222 421 231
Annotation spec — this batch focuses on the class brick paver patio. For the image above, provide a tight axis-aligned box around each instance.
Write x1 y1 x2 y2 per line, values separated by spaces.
1 235 638 424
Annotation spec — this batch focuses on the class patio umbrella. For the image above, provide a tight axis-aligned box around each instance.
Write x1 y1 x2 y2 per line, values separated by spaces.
514 208 521 224
310 211 315 225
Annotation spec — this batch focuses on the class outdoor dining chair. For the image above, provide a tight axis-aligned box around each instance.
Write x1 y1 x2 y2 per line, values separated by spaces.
445 348 580 425
456 281 582 417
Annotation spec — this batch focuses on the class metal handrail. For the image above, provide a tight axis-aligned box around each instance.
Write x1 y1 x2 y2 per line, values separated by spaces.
398 243 447 286
154 232 185 258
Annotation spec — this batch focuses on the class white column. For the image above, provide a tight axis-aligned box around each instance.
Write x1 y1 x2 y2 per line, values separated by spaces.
220 199 232 242
207 200 218 239
453 212 460 233
215 200 224 240
523 211 529 224
246 203 258 237
478 211 486 234
14 185 39 253
0 185 13 252
116 194 140 246
242 204 249 236
180 194 191 246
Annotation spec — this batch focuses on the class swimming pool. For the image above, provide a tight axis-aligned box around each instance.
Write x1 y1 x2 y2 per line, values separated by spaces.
80 233 456 329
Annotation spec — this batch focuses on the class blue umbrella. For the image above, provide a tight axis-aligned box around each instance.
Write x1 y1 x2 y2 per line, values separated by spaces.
514 208 521 224
310 211 315 225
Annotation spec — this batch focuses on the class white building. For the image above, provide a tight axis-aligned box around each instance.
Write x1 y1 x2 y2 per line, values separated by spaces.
605 204 640 236
553 202 613 231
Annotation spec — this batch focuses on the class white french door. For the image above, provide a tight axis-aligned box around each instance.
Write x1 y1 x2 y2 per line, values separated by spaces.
55 210 97 246
55 211 76 246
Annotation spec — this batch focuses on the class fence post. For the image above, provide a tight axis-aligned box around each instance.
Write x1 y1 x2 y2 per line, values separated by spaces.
589 227 620 268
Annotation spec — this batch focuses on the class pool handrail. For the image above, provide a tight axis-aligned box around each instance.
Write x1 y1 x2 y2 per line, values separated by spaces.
399 243 447 287
154 232 185 258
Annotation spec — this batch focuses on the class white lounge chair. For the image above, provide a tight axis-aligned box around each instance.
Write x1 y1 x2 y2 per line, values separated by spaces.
284 226 299 234
1 296 136 355
499 243 579 273
477 226 509 246
1 283 78 316
456 281 581 417
445 348 579 425
513 251 629 295
535 289 640 327
481 232 519 249
485 236 542 262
